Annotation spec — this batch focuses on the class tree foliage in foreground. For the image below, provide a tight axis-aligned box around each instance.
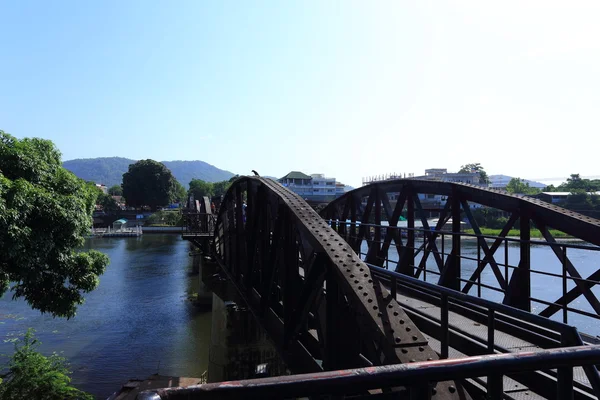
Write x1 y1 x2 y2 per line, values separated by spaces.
0 329 92 400
0 131 109 318
122 159 178 210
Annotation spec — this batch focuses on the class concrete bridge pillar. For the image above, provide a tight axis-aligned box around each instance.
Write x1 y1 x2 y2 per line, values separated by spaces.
207 291 287 382
190 249 212 308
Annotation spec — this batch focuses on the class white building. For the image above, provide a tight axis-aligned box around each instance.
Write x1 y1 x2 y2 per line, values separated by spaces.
96 183 108 194
278 171 349 202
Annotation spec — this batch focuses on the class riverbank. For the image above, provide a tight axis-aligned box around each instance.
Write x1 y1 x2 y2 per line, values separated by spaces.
464 228 571 239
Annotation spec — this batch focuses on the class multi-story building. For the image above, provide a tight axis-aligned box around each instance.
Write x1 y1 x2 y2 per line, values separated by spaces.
278 171 348 202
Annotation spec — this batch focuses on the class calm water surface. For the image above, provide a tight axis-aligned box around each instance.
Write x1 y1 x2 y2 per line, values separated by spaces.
0 235 211 399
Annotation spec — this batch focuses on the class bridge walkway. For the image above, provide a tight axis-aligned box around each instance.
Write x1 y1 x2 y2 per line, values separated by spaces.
369 264 599 399
399 292 592 399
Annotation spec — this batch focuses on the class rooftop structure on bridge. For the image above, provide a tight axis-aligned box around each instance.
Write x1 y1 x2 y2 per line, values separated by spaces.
278 170 348 203
363 168 487 210
363 168 485 186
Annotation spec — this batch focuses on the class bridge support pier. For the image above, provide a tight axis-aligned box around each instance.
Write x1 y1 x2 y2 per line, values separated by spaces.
191 252 213 308
208 293 287 383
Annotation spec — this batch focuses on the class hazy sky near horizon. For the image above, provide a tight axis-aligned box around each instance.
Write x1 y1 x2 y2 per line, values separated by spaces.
1 1 599 188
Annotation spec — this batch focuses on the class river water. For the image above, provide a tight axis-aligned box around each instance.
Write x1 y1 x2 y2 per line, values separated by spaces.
2 235 600 399
361 238 600 336
0 235 211 399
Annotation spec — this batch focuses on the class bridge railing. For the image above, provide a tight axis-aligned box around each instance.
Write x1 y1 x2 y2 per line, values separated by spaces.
326 220 600 332
181 212 216 236
137 345 600 399
320 180 600 336
366 261 600 395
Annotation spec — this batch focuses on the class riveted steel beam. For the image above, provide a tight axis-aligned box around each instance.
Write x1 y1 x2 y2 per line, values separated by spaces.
213 177 471 400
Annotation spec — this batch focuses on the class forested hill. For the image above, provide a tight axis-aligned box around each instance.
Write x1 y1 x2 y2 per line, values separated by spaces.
63 157 235 187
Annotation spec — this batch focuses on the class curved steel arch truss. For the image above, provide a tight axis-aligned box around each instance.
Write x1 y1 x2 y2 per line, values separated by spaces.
320 179 600 320
213 177 470 399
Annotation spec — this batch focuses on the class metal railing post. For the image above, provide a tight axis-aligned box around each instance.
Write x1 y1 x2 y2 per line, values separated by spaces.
558 336 575 400
410 382 431 400
477 242 482 298
487 375 503 400
441 294 449 359
562 246 568 324
504 238 509 284
487 309 495 353
441 233 445 269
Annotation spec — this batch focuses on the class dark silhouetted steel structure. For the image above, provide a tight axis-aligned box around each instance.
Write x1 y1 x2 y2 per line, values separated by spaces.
169 177 600 400
320 179 600 322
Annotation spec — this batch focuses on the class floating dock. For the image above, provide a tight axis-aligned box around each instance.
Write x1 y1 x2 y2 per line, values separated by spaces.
89 226 143 238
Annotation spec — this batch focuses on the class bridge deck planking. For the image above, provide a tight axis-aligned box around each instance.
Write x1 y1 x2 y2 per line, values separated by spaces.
393 289 595 396
295 262 597 396
423 337 544 399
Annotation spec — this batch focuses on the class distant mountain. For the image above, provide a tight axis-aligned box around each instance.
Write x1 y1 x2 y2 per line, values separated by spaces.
63 157 235 187
489 174 547 189
162 160 235 187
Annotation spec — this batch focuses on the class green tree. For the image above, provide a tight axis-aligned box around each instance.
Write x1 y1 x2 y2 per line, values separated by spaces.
543 184 557 192
146 210 182 226
97 192 119 211
108 184 122 196
0 329 92 400
0 131 108 318
173 180 187 203
458 163 490 184
213 180 232 199
556 174 600 192
122 160 178 211
188 179 214 200
505 178 541 195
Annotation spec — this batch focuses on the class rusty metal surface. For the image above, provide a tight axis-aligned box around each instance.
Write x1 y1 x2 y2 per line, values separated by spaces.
137 345 600 400
175 177 600 400
210 177 470 399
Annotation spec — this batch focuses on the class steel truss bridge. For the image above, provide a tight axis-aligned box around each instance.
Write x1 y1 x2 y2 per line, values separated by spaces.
145 177 600 400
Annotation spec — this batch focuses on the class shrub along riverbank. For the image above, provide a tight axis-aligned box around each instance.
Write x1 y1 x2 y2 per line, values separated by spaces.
464 228 571 238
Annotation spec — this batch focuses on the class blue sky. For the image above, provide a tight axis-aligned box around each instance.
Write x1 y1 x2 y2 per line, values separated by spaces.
1 1 599 188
